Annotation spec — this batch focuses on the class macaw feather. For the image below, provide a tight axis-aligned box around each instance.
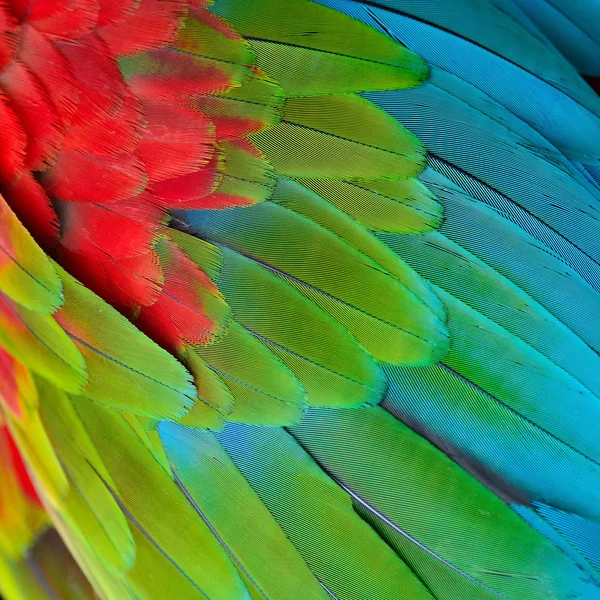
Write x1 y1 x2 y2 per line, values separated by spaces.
218 422 435 600
212 0 428 96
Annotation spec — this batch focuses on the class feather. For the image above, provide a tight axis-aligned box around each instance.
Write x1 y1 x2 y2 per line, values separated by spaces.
298 177 442 234
291 406 600 600
70 395 251 600
272 178 445 320
252 94 425 181
194 72 284 141
212 0 428 96
211 242 386 408
194 321 307 426
177 348 234 430
423 167 600 353
36 380 135 574
136 237 231 351
0 293 86 393
0 195 62 313
508 0 600 77
218 422 435 600
533 503 600 573
52 263 197 419
329 0 600 112
365 77 600 261
0 60 61 170
183 198 449 364
319 0 600 164
160 423 330 599
381 230 600 399
199 139 275 209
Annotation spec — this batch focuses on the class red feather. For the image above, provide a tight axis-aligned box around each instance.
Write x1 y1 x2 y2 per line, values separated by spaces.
0 59 61 170
97 0 138 27
148 155 221 208
0 90 26 181
60 194 164 259
126 48 235 101
98 0 186 56
42 149 145 204
137 239 217 350
58 245 164 311
0 345 23 419
58 33 126 126
0 2 17 70
7 0 73 23
19 24 80 125
2 171 59 247
31 0 98 39
61 89 143 156
136 100 214 183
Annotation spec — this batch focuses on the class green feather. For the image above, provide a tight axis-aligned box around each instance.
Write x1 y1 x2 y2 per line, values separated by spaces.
71 397 250 600
186 200 449 365
291 407 600 600
52 264 196 420
194 321 307 426
177 349 234 430
273 178 445 321
382 229 600 400
0 294 86 394
160 423 329 599
218 422 435 600
438 288 600 468
298 177 443 234
213 140 275 206
252 95 425 181
0 196 62 314
211 0 427 96
216 245 385 408
37 380 134 574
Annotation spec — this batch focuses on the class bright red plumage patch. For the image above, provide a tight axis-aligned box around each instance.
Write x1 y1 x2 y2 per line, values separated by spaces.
19 24 79 124
2 171 59 247
98 0 186 55
43 149 146 203
60 195 164 258
137 100 215 183
0 60 62 170
148 158 220 207
58 33 127 124
0 3 17 70
32 0 98 38
0 90 26 180
0 0 261 360
137 239 218 351
125 48 235 101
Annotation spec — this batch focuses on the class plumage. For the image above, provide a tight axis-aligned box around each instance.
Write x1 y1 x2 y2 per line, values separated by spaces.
1 0 600 598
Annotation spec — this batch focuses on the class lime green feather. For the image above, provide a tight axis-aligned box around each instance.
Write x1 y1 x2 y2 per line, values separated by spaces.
216 245 385 408
186 200 449 365
52 264 196 420
0 294 86 394
272 178 445 321
211 0 427 96
298 177 443 234
37 379 134 573
160 423 330 599
0 196 62 313
70 396 250 600
194 321 307 426
252 95 425 181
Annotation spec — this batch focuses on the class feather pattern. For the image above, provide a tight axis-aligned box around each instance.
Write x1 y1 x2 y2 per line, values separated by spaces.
1 0 600 598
